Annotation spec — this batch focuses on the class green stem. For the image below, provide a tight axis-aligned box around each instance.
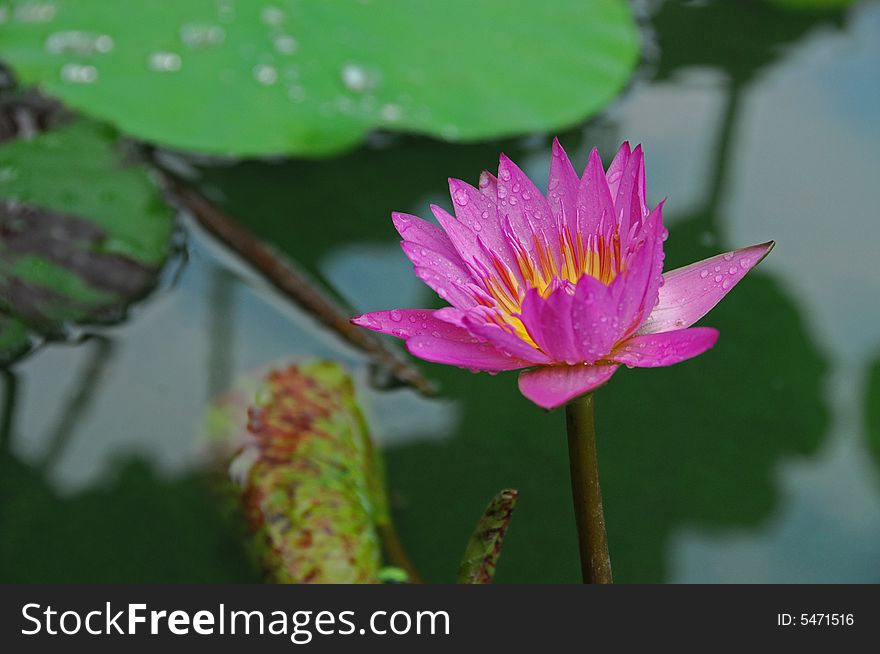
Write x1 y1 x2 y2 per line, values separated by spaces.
565 393 612 584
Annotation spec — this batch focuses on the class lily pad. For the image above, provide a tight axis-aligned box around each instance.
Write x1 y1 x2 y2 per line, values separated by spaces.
0 0 639 156
0 118 173 340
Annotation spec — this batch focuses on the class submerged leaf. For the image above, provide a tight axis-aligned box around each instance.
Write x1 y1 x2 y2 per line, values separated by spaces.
457 489 518 584
234 360 390 583
0 0 639 156
0 118 173 348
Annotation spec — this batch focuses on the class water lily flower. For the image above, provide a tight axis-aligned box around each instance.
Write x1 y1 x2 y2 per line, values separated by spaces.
352 140 772 410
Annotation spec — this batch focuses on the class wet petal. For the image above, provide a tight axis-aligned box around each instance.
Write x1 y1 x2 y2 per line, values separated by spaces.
576 148 615 237
547 137 579 232
609 327 719 367
392 211 460 263
638 242 774 334
413 265 477 309
462 315 552 365
518 364 619 410
612 200 666 336
407 336 528 372
571 274 618 363
352 309 474 341
479 170 498 198
519 286 580 364
611 145 646 248
497 154 558 262
605 141 631 199
432 199 522 287
401 241 471 289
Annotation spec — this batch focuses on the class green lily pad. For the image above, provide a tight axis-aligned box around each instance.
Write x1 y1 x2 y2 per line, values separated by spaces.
0 0 639 156
0 118 173 339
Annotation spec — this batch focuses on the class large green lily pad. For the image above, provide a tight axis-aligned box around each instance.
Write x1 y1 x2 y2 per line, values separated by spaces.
0 118 173 348
0 0 639 156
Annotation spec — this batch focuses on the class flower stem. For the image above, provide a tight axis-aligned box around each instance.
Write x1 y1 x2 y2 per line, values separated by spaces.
565 393 612 584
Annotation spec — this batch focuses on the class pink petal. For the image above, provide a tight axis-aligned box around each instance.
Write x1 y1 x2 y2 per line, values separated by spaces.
518 364 619 410
430 204 492 273
605 141 631 199
612 200 666 336
478 170 498 198
611 145 647 249
407 336 528 372
448 178 499 235
609 327 719 368
401 241 472 291
432 198 523 287
570 274 618 363
461 316 553 365
392 212 460 263
413 266 476 309
576 148 615 237
352 309 474 341
638 242 774 335
497 154 559 262
433 306 468 327
547 138 579 232
519 286 580 364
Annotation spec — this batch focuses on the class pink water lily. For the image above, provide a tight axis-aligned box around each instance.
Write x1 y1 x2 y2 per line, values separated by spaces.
352 140 773 410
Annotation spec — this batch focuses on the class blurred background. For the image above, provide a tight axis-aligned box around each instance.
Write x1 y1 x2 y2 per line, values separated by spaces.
1 0 879 583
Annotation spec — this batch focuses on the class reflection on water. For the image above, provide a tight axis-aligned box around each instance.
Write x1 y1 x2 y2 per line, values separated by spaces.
3 0 880 582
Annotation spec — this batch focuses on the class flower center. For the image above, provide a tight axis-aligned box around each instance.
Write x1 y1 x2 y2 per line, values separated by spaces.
477 225 623 346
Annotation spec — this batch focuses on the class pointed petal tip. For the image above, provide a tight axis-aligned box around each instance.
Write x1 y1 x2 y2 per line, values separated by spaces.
498 152 516 169
757 240 775 263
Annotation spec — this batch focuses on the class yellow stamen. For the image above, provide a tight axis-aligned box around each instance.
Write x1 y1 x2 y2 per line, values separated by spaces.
479 227 623 347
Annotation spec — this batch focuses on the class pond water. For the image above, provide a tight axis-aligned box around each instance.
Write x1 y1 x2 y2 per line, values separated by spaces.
3 0 880 583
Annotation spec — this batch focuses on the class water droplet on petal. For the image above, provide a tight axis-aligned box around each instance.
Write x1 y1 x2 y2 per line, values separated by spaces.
699 269 709 279
714 275 723 283
390 310 403 322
